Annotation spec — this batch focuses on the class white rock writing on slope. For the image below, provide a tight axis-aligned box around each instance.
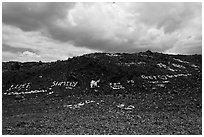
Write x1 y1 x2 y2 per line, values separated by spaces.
6 83 31 92
106 53 120 57
90 80 100 88
124 105 135 110
5 89 48 95
157 63 167 68
51 81 78 89
148 81 170 84
191 64 199 68
64 100 96 109
167 67 177 72
117 103 125 108
110 83 125 89
141 74 191 80
173 58 189 63
172 63 185 69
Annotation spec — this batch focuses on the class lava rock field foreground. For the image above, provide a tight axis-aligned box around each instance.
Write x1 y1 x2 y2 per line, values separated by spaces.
2 93 201 135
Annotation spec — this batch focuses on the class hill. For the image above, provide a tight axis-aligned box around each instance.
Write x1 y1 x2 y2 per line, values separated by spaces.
2 51 202 135
2 51 202 98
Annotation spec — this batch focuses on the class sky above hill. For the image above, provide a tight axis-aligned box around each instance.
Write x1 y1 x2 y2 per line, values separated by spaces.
2 2 202 62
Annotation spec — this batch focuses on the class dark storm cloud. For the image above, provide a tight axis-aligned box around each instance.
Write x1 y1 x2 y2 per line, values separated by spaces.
2 2 75 31
2 2 202 61
132 3 201 33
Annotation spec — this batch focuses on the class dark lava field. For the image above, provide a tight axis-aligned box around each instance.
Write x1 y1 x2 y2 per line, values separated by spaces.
2 51 202 135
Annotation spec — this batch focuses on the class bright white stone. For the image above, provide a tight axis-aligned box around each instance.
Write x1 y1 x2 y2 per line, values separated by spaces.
117 103 125 108
172 63 185 69
90 80 100 88
173 58 189 63
125 105 135 110
157 63 167 68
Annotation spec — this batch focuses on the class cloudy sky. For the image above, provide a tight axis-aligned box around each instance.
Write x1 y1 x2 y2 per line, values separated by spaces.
2 2 202 62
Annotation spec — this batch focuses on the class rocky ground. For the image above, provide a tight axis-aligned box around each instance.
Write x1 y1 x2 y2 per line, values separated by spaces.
2 90 202 135
2 51 202 135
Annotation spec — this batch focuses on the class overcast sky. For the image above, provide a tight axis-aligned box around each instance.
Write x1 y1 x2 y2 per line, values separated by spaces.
2 2 202 62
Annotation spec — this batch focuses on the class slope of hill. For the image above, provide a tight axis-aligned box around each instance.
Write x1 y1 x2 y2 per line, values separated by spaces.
2 51 202 135
2 51 202 97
